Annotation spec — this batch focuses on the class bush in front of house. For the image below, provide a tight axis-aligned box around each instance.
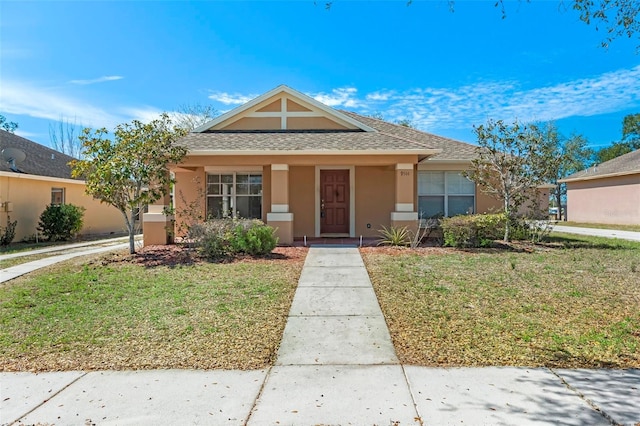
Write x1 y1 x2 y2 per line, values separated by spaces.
190 218 278 260
38 204 86 241
441 213 507 248
0 217 17 246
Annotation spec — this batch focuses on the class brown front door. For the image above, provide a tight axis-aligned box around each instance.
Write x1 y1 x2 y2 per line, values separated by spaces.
320 169 350 234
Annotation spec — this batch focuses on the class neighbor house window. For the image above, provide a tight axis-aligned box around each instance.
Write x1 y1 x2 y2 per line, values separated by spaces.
51 188 65 205
206 173 262 219
418 171 475 218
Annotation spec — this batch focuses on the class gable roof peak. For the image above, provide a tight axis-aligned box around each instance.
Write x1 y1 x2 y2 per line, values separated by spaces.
192 85 376 133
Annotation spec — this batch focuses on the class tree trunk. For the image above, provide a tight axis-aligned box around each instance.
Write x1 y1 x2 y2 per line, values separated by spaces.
503 196 511 242
555 185 563 221
129 209 136 254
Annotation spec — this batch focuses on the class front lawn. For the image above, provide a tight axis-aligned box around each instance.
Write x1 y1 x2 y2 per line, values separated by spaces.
362 235 640 368
0 246 306 372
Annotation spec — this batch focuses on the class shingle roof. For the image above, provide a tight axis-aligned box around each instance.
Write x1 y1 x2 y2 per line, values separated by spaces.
341 111 479 161
178 110 479 161
561 149 640 182
0 130 78 179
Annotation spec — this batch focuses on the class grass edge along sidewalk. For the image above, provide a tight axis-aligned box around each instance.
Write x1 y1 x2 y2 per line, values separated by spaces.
0 246 307 372
362 234 640 369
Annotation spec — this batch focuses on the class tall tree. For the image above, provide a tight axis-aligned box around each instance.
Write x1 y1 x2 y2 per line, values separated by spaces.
171 103 219 131
71 113 188 254
49 117 85 158
595 141 633 163
0 115 18 133
464 119 546 242
537 123 593 220
595 112 640 163
621 113 640 148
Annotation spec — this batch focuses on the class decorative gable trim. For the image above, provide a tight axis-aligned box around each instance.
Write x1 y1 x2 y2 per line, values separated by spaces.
193 85 376 133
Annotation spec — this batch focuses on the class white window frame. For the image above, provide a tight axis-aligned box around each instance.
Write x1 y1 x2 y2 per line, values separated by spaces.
205 172 263 219
418 171 475 218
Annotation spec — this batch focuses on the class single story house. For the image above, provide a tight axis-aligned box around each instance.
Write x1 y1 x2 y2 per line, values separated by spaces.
0 130 125 242
560 149 639 226
143 85 549 245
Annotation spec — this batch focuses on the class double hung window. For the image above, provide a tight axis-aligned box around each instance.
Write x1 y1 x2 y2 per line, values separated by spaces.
418 171 475 218
206 173 262 219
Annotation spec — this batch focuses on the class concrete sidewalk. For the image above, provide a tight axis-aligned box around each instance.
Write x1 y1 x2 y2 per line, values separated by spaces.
2 247 639 425
0 237 139 284
552 225 640 242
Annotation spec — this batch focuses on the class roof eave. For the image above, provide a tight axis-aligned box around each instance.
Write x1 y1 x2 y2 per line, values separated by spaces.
559 169 640 183
185 149 441 157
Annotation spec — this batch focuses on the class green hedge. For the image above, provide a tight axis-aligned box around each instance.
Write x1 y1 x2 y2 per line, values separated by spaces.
189 219 278 260
38 204 85 242
441 213 507 248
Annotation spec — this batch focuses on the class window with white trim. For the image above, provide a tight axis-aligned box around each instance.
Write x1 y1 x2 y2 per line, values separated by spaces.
51 188 65 205
418 171 475 218
206 173 262 219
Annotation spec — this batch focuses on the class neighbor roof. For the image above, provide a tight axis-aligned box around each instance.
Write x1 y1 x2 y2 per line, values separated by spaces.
0 130 78 179
560 149 640 183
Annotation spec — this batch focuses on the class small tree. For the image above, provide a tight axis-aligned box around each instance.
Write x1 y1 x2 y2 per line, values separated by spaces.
71 113 188 254
464 119 546 242
537 123 593 220
38 204 85 241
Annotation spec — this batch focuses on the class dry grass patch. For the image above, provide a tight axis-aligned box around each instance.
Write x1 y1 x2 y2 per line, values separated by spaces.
0 246 306 372
362 235 640 368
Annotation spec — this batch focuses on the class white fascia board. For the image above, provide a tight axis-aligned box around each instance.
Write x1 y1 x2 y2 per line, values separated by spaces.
0 171 85 185
559 170 640 183
187 149 441 157
192 84 377 133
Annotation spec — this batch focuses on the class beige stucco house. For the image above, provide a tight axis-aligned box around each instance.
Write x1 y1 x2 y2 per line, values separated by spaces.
560 149 640 226
0 130 125 242
143 85 544 246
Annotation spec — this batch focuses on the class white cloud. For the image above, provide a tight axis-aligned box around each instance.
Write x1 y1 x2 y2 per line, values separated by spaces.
347 66 640 132
312 87 362 108
0 80 124 129
69 75 123 85
119 107 164 124
0 79 169 131
208 91 257 105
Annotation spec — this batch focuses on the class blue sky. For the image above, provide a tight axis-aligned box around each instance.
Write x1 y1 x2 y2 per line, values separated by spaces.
1 0 639 149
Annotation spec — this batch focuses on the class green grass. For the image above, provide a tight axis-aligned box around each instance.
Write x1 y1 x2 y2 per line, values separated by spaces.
362 235 640 368
0 248 305 372
558 221 640 232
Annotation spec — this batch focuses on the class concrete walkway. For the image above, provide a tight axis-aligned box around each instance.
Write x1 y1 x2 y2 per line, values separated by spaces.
2 247 640 425
553 225 640 242
0 236 139 284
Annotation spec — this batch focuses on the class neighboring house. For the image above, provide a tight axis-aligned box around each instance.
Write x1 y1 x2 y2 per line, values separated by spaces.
0 130 125 242
143 85 548 245
560 149 640 226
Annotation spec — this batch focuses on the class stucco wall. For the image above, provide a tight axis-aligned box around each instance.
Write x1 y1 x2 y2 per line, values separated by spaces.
172 167 206 237
355 166 395 237
566 174 640 225
0 173 124 242
289 166 315 237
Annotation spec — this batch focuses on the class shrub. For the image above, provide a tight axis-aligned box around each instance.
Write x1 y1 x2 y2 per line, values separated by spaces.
0 216 17 246
441 213 506 248
190 218 277 260
38 204 85 241
377 225 411 247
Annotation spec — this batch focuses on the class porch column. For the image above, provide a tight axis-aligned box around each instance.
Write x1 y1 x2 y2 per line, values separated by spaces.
267 164 294 245
391 163 418 233
143 189 174 246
